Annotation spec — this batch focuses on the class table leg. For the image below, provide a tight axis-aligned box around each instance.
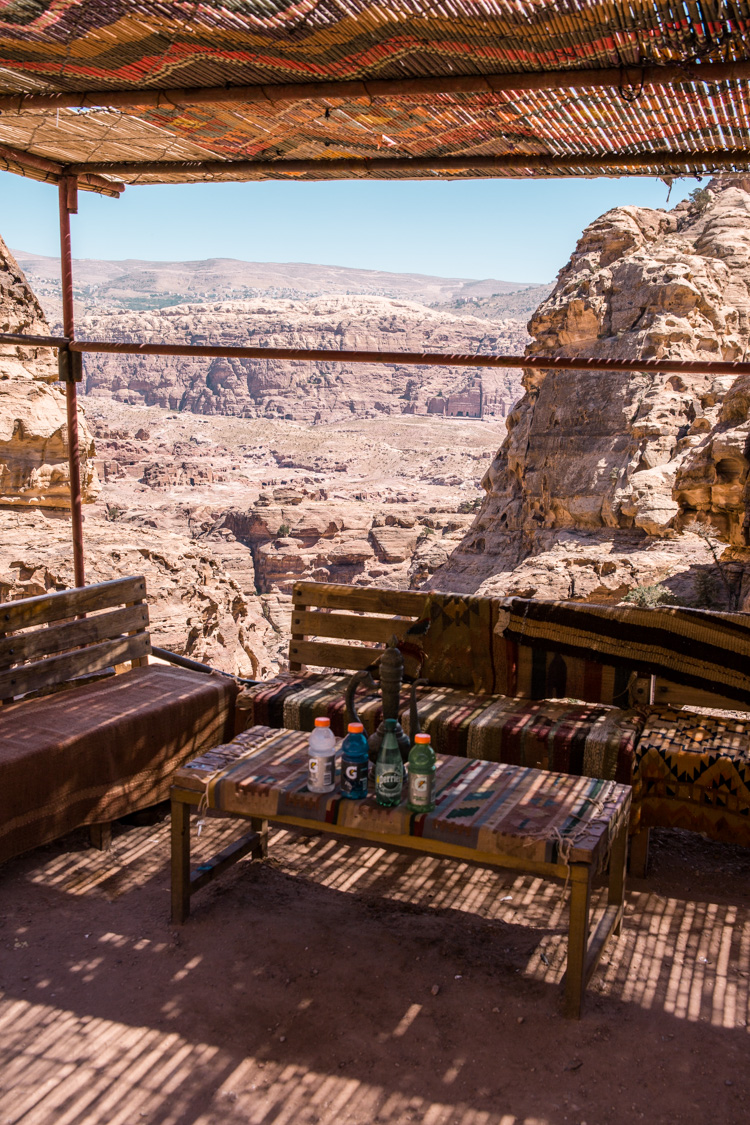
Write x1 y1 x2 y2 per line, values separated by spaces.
171 797 191 925
608 820 628 936
629 827 650 878
564 868 591 1019
251 817 268 859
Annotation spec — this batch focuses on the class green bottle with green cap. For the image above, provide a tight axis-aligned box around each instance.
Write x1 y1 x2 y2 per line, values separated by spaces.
375 718 404 807
407 732 436 813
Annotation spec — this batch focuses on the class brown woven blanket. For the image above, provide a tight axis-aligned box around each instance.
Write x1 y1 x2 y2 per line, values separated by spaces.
501 600 750 707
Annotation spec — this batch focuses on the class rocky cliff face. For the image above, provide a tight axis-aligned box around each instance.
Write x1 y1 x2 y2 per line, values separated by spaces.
78 295 524 422
0 237 99 509
437 177 750 607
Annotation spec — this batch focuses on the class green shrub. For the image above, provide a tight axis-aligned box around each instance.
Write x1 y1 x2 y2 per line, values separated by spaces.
277 522 291 538
688 187 711 214
623 583 677 607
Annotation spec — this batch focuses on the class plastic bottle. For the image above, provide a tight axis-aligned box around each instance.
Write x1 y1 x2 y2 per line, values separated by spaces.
375 718 404 807
340 721 369 800
307 716 336 794
407 732 436 813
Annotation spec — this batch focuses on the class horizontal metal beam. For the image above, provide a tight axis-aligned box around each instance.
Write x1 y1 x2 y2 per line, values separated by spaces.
0 331 67 347
67 337 750 377
68 149 750 181
0 141 124 195
1 59 749 113
0 332 745 378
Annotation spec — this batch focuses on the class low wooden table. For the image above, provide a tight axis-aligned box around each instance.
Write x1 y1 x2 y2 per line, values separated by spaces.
171 725 631 1018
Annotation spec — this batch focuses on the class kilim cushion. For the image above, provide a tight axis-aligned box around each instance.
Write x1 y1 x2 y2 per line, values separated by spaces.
633 706 750 844
402 688 643 785
235 671 414 738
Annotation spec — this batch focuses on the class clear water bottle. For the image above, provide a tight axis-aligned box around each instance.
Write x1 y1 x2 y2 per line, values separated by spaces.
375 718 404 807
340 721 369 800
308 716 336 793
407 732 436 813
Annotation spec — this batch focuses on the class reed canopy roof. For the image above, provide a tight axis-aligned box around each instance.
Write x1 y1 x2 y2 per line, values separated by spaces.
0 1 749 195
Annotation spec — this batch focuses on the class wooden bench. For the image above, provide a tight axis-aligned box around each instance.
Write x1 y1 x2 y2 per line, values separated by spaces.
237 582 750 875
0 576 238 864
171 724 632 1019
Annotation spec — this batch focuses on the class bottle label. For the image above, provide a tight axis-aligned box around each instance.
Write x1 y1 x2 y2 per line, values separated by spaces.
308 754 335 793
341 758 368 794
408 772 434 808
376 768 402 797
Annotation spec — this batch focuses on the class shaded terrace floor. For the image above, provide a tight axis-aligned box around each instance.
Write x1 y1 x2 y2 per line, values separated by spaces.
1 816 749 1125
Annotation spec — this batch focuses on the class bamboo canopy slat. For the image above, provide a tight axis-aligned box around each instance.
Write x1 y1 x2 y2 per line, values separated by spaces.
0 1 748 189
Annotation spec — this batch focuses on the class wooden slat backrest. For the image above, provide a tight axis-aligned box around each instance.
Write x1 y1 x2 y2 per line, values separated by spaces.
0 575 151 702
0 575 147 631
0 604 149 670
0 634 152 700
289 581 428 675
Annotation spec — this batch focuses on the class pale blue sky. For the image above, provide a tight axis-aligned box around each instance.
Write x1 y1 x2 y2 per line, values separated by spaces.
0 170 693 284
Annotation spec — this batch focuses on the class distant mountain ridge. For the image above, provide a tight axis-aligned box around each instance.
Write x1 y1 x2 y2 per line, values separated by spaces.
11 249 549 321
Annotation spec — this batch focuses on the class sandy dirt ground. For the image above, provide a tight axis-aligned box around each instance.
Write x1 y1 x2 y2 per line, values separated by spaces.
1 815 748 1125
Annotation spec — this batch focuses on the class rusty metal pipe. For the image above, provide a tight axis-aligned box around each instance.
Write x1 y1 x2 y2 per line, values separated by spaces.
1 59 749 113
67 148 750 180
0 142 124 194
59 176 85 589
0 331 68 347
68 338 750 377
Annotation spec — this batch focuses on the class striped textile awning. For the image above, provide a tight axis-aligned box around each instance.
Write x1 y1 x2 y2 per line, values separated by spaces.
0 2 748 192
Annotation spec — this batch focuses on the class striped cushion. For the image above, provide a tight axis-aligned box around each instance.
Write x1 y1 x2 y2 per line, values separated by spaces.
500 599 750 708
402 688 643 784
235 671 412 738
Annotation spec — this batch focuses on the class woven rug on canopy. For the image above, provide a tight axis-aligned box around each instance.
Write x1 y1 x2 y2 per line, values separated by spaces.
633 706 750 844
177 725 631 873
500 600 750 708
410 594 495 694
402 689 642 782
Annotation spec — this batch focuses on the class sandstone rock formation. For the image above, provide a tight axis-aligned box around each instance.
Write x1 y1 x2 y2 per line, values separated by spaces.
77 295 524 422
0 236 99 508
436 177 750 608
0 505 276 678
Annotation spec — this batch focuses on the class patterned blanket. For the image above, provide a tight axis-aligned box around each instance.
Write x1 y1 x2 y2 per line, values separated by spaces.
177 726 631 873
633 706 750 843
403 688 642 784
500 600 750 707
408 594 496 693
235 671 412 738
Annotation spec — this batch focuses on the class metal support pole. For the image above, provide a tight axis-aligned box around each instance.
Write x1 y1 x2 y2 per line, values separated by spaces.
59 174 85 588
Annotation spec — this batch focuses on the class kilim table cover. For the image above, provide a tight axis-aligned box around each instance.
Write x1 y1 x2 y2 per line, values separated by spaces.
178 725 631 874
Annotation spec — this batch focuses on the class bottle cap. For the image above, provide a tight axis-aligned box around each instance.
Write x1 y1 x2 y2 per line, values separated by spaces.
384 718 397 730
347 722 364 733
314 717 331 728
414 733 431 744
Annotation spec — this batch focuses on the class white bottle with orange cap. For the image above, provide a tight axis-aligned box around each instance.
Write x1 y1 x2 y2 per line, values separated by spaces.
307 716 337 794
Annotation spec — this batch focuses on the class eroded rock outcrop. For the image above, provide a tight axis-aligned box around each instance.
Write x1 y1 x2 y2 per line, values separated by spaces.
437 177 750 606
0 237 99 508
78 295 523 422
